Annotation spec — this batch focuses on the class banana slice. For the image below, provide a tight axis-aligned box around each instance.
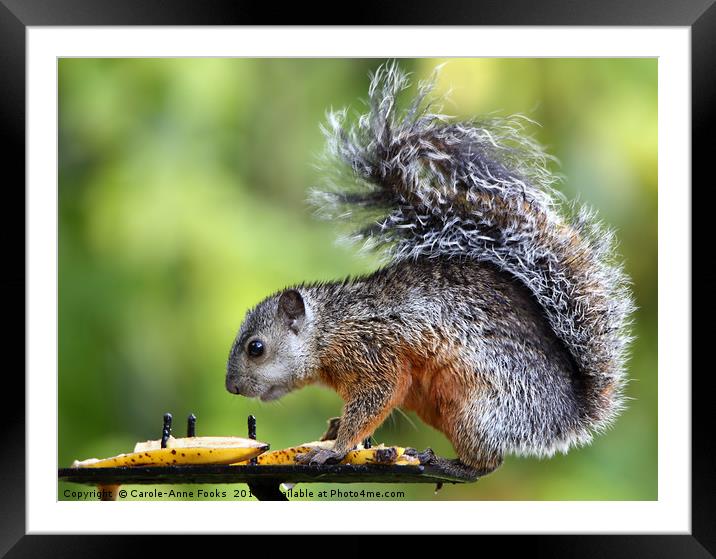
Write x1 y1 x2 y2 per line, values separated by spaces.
234 440 420 466
343 446 420 466
72 436 269 468
237 440 333 465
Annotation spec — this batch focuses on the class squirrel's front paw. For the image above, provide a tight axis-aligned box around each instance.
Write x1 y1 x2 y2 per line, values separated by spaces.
295 447 346 466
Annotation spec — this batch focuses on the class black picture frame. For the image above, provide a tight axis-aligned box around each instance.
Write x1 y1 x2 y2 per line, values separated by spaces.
3 0 708 555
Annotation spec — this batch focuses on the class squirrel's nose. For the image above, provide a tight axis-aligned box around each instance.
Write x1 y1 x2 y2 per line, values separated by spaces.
225 375 241 395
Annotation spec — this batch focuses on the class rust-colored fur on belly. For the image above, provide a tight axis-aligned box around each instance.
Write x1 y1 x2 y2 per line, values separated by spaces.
400 347 472 439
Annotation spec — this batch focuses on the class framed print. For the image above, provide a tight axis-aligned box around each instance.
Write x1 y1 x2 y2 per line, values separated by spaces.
4 0 709 555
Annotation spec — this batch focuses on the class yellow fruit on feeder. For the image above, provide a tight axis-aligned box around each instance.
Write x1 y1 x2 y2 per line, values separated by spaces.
72 436 269 468
233 440 420 466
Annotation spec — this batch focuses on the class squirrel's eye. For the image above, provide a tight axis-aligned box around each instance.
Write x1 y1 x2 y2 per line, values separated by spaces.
247 340 264 358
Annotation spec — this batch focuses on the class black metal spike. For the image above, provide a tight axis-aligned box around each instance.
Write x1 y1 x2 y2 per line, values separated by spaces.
247 415 256 440
248 415 257 465
161 413 173 449
187 413 196 437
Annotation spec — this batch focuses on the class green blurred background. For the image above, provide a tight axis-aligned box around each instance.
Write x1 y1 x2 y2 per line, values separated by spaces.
58 58 657 501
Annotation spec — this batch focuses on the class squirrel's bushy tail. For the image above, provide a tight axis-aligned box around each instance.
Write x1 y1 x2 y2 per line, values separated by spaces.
311 62 635 431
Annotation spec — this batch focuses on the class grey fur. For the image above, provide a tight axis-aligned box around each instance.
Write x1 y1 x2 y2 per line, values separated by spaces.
310 63 634 445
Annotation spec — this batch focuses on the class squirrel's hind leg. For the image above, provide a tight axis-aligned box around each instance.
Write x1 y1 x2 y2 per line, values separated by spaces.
443 403 505 479
433 446 503 480
427 455 500 481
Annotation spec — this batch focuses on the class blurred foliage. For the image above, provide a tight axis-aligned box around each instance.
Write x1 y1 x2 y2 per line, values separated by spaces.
58 58 657 501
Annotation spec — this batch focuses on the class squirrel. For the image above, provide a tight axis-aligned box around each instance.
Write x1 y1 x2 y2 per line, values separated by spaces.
225 63 634 478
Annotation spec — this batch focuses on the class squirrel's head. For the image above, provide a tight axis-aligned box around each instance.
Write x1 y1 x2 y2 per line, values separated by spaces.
225 289 316 402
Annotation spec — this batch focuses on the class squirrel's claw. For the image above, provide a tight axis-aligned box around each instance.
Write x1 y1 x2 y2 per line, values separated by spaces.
295 447 346 466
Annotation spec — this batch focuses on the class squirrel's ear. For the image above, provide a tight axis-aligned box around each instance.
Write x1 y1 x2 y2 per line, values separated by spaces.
278 289 305 333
